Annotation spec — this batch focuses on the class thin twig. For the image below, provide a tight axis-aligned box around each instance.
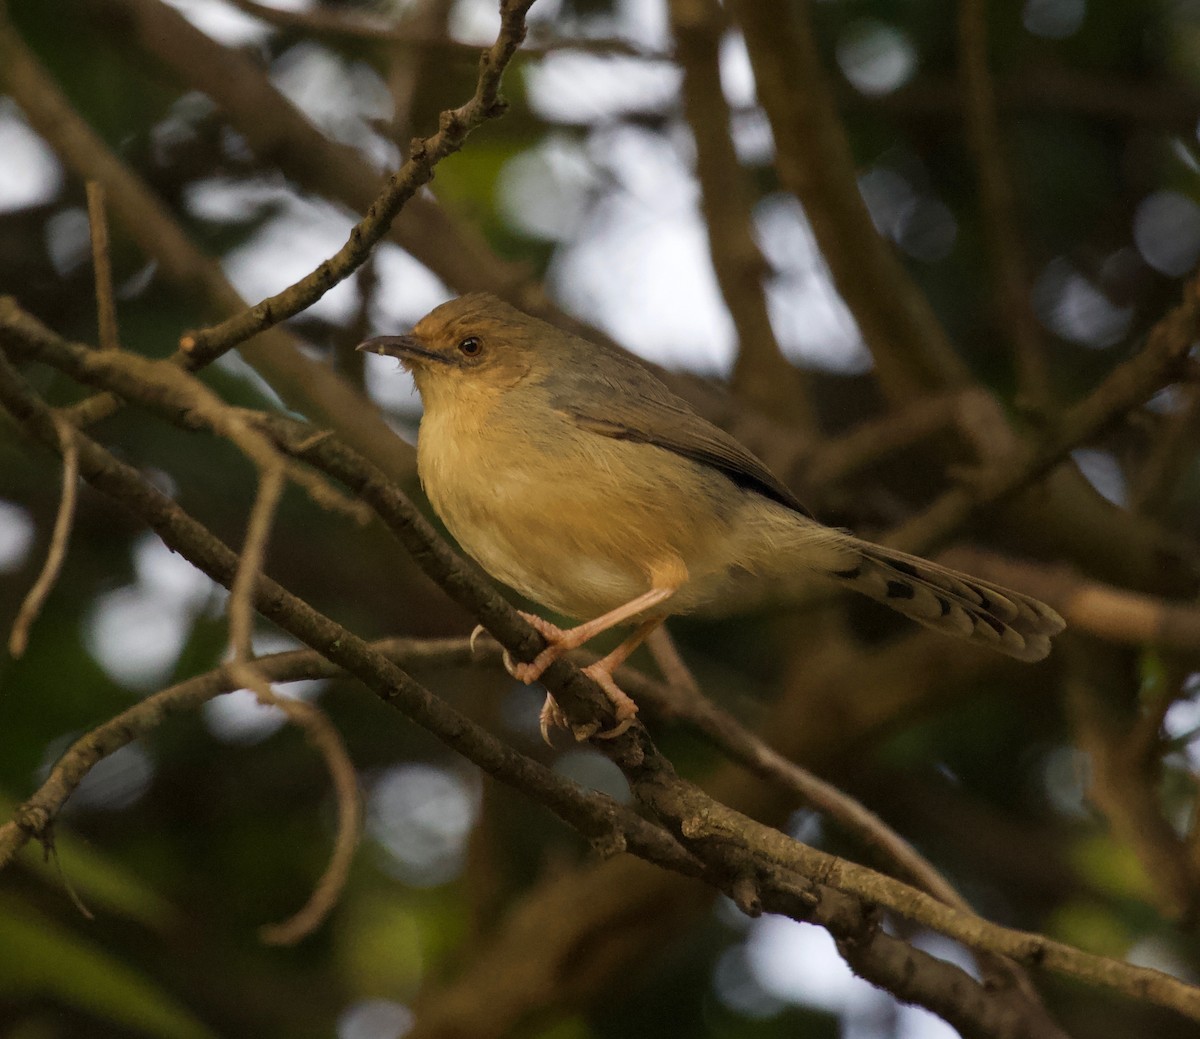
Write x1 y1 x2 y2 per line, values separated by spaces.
225 466 363 944
8 413 78 658
61 183 123 426
228 466 286 670
254 691 361 944
179 0 537 366
85 181 119 352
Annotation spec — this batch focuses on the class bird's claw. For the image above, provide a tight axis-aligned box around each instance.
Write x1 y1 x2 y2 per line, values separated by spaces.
537 693 607 744
593 712 635 740
536 665 638 744
538 694 570 745
469 624 487 654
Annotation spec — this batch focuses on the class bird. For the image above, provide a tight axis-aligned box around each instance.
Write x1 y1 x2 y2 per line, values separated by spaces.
358 293 1064 742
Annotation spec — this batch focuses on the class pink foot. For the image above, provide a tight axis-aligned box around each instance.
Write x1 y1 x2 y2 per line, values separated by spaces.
507 611 642 743
535 665 639 744
502 613 570 685
581 662 639 739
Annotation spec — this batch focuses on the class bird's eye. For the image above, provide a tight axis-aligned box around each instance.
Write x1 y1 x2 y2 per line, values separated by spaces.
458 336 482 357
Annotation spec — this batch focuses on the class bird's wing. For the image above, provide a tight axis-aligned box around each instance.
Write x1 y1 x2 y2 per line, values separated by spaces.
550 348 812 517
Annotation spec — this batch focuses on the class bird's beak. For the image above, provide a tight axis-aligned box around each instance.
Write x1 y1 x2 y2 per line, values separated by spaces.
356 334 452 365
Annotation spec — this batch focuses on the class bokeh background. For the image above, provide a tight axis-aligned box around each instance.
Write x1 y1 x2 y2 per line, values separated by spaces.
2 0 1200 1037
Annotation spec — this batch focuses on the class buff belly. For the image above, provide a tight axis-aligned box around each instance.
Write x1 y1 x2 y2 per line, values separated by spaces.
417 405 742 621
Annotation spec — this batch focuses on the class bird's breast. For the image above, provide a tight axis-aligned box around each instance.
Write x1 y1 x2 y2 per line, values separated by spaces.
416 393 740 619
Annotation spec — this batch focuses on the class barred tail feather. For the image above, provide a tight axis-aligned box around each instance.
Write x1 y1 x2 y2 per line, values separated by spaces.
827 541 1065 662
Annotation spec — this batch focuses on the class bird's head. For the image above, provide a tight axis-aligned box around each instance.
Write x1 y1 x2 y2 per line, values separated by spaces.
357 293 543 409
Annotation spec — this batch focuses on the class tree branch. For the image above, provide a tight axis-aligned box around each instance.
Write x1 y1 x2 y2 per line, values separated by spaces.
0 637 484 869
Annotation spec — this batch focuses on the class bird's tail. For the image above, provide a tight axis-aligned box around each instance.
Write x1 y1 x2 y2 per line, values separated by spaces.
826 540 1065 661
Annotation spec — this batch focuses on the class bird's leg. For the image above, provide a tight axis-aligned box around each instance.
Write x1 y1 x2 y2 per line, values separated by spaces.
540 617 665 742
504 586 675 686
492 584 675 743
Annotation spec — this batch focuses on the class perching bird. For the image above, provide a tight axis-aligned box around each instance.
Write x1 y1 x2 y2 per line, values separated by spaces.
359 294 1064 741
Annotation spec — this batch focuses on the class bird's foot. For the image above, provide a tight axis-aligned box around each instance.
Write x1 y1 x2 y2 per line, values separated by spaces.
580 661 639 739
499 611 642 743
501 612 573 685
536 662 639 744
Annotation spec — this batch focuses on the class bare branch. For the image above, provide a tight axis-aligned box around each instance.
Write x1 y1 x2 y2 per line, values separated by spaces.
7 413 78 658
0 6 418 480
887 272 1200 555
0 637 484 869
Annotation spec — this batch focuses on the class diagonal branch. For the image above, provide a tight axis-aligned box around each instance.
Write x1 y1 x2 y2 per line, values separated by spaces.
886 272 1200 556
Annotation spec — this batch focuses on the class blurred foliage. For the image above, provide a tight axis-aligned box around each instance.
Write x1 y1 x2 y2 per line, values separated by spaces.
1 0 1200 1038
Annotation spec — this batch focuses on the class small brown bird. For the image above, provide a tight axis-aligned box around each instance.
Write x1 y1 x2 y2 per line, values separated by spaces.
359 294 1064 740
